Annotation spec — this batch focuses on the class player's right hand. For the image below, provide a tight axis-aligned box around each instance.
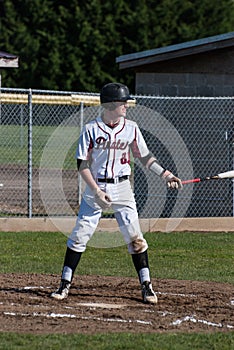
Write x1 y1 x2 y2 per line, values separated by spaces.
94 188 112 209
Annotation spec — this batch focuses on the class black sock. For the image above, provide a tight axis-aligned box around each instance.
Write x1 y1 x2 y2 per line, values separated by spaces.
61 247 82 282
131 250 149 282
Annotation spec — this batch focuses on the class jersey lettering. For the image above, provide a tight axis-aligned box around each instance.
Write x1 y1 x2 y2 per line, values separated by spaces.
95 138 129 150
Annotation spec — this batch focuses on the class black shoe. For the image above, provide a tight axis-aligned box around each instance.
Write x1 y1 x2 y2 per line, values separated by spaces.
141 281 158 304
51 280 71 300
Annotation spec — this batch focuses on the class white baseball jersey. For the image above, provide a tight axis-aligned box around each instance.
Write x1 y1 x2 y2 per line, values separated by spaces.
76 115 149 180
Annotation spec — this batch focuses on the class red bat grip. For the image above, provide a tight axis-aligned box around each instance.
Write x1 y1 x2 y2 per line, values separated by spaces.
181 178 201 184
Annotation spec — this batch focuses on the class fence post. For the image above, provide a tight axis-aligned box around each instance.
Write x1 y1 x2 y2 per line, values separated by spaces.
28 89 33 218
78 102 84 205
0 74 1 124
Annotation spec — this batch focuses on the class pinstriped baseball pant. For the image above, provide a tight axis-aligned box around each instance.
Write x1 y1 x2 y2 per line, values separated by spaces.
67 179 148 254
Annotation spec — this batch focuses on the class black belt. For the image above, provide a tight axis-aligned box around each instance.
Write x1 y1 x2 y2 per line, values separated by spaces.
97 175 129 184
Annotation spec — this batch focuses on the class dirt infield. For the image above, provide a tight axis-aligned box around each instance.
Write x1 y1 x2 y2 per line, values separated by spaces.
0 273 233 334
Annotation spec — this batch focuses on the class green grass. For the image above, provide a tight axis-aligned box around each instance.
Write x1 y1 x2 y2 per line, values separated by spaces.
0 332 233 350
0 231 233 283
0 231 233 349
0 124 78 169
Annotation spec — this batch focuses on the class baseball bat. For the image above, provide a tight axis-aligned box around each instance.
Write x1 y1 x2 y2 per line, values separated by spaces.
182 170 234 184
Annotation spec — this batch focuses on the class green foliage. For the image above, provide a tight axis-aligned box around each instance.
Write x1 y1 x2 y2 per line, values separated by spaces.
1 0 234 92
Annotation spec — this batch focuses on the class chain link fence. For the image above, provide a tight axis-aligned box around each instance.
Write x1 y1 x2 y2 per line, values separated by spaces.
0 88 233 218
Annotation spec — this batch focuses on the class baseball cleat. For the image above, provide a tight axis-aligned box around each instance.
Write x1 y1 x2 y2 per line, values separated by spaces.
50 280 71 300
141 281 158 304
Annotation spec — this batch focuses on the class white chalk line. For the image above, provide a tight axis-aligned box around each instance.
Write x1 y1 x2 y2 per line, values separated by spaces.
0 300 126 310
157 291 196 297
19 286 197 298
171 315 234 329
21 286 52 290
11 286 234 308
3 311 152 325
2 285 234 309
3 310 233 329
1 302 171 317
2 285 233 330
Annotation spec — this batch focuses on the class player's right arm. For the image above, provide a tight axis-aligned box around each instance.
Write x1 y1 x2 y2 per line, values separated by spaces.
76 124 111 208
77 162 99 192
77 160 112 209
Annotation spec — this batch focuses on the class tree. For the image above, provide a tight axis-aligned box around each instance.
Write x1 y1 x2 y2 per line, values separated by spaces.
0 0 234 92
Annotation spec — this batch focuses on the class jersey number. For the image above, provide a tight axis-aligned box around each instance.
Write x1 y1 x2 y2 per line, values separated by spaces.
120 152 129 164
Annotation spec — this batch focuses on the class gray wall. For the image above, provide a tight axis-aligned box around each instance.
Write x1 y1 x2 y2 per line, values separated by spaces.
136 72 234 96
135 47 234 97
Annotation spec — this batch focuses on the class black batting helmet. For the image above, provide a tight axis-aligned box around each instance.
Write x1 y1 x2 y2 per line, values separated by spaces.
100 82 134 104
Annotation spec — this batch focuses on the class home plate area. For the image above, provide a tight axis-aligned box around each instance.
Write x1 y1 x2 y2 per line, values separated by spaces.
0 274 233 334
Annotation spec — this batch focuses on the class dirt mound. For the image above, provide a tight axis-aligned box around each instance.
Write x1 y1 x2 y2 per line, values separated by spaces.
0 273 233 334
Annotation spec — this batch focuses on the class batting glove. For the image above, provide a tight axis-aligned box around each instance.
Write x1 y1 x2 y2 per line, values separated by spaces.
94 188 112 209
162 170 183 189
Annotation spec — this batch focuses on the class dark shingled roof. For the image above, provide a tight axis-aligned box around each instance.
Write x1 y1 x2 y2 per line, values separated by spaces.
116 32 234 69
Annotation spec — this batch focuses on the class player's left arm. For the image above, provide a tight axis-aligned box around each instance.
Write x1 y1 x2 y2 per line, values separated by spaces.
130 125 182 189
140 154 182 189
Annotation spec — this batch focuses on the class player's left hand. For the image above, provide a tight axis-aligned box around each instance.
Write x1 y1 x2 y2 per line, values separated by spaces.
162 170 183 189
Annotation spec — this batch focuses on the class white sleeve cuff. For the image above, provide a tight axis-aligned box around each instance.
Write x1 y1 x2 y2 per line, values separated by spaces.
148 161 165 177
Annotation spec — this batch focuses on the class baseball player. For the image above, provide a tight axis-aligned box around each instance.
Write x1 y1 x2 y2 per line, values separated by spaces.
51 82 182 304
